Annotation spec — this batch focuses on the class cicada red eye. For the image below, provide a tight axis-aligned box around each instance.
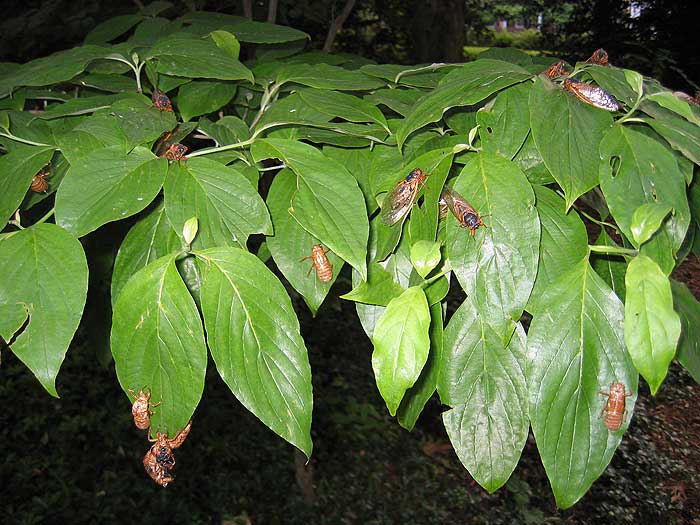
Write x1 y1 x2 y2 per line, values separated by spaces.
152 89 173 112
380 168 428 226
301 244 333 282
164 143 188 161
543 60 569 79
599 382 632 431
440 185 485 236
564 78 620 112
586 48 609 66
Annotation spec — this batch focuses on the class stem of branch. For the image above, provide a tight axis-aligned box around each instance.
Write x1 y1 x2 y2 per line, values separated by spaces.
243 0 253 20
323 0 356 53
588 244 638 257
267 0 278 23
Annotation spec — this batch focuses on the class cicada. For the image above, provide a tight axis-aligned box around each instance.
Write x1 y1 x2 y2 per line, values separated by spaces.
599 382 632 431
30 166 50 193
380 168 428 225
543 59 569 79
164 143 188 161
151 89 173 112
585 48 609 66
440 185 485 236
144 420 192 487
301 244 333 283
564 78 619 112
128 388 160 431
674 90 700 106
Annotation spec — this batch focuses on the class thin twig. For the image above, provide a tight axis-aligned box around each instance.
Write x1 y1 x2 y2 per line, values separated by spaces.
322 0 356 53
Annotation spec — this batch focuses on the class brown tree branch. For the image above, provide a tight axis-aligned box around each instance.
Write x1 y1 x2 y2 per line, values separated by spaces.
322 0 356 53
267 0 278 24
243 0 253 20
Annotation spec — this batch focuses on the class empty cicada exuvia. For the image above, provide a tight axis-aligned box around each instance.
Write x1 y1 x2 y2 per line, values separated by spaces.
143 420 192 487
301 244 333 283
585 48 609 66
564 78 620 112
599 382 632 431
380 168 428 226
151 89 173 112
543 59 569 79
30 166 50 193
440 185 485 236
164 143 188 161
128 388 160 431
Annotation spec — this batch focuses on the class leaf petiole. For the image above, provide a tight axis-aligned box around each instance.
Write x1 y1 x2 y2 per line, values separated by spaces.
588 244 638 257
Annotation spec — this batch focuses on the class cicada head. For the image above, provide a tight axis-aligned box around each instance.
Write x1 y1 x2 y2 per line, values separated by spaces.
152 90 173 112
543 60 569 79
164 143 188 161
586 48 609 66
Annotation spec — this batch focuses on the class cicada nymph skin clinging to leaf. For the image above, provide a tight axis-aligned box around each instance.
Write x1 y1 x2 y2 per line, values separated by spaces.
585 48 609 66
543 59 570 79
144 420 192 487
380 168 428 226
563 78 620 112
440 185 485 236
151 89 173 112
301 244 333 283
599 382 632 431
30 166 50 193
164 143 188 161
128 388 160 431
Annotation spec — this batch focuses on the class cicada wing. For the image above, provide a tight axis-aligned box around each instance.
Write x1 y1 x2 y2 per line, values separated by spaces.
380 181 418 225
441 185 477 222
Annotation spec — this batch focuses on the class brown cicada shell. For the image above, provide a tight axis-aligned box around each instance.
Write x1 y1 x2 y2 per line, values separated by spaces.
143 447 174 487
164 143 188 161
143 420 192 486
585 48 609 66
440 185 485 236
543 59 569 79
380 168 428 225
128 388 160 431
151 89 173 112
599 382 632 431
564 78 620 112
30 167 50 193
301 244 333 283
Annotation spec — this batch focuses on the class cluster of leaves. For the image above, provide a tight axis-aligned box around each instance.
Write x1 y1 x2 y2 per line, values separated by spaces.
1 2 699 509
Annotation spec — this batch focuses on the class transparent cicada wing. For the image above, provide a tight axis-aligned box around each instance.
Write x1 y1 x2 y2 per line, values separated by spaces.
441 185 477 226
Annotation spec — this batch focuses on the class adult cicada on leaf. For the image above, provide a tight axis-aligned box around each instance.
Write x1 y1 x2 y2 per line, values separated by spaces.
380 168 427 226
585 48 609 66
441 185 485 236
543 59 569 79
564 78 620 112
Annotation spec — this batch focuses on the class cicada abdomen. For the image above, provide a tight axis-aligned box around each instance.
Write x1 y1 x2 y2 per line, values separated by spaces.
164 143 188 161
302 244 333 283
380 168 428 225
564 78 620 112
152 89 173 112
440 185 485 236
30 167 50 193
128 388 160 431
599 382 632 431
543 59 569 79
586 48 609 66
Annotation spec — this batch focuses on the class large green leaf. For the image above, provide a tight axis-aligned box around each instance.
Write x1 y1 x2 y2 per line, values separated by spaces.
221 20 309 44
164 157 272 249
251 139 368 279
527 258 638 509
446 152 539 338
341 262 405 306
266 169 343 314
371 286 431 416
477 81 531 159
530 76 614 209
55 146 167 238
177 80 237 122
396 59 531 148
298 89 389 131
640 108 700 167
440 297 528 492
54 113 130 164
196 247 313 457
671 280 700 384
84 14 145 44
0 224 88 396
591 228 627 301
624 255 680 394
111 254 207 436
630 202 673 248
274 63 384 91
109 97 178 148
0 144 54 225
111 203 180 305
599 125 689 274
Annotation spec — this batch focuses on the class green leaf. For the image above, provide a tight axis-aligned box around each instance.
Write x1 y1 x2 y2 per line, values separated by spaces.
111 203 180 305
109 97 178 148
0 224 88 396
396 59 531 148
274 62 386 91
196 246 313 457
84 14 145 44
446 152 539 338
0 144 54 225
409 240 441 279
624 255 681 394
210 30 240 59
177 80 237 122
587 65 637 108
671 280 700 384
251 139 368 279
372 286 431 416
599 125 689 274
340 262 405 306
630 202 673 248
352 269 386 339
527 258 638 508
164 158 272 249
111 254 207 435
477 81 531 159
0 302 28 343
645 92 700 125
528 186 588 313
623 69 644 97
39 94 128 120
298 89 389 131
55 147 167 238
591 229 627 301
530 76 613 208
512 132 555 185
365 88 423 117
640 108 700 166
440 297 528 492
221 20 309 44
146 35 254 82
266 169 343 314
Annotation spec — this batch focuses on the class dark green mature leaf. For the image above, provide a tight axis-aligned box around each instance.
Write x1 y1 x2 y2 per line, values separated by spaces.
54 114 130 164
111 254 207 435
109 97 178 148
599 125 689 274
512 132 555 185
196 247 313 457
39 94 129 120
587 65 637 108
164 158 272 249
111 203 180 305
527 258 638 509
0 144 54 224
341 262 404 306
210 30 240 59
447 152 539 338
0 301 28 343
0 224 88 396
624 255 680 394
671 280 700 383
372 286 431 416
274 63 385 91
640 109 700 166
177 81 237 122
84 14 145 44
477 81 531 159
221 20 309 43
530 75 614 209
266 169 343 314
251 139 368 279
72 73 138 93
146 35 254 82
322 145 375 212
396 59 532 148
352 269 386 339
298 89 389 131
440 297 528 492
528 186 588 313
646 92 700 125
365 88 423 117
55 146 167 238
591 229 627 301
